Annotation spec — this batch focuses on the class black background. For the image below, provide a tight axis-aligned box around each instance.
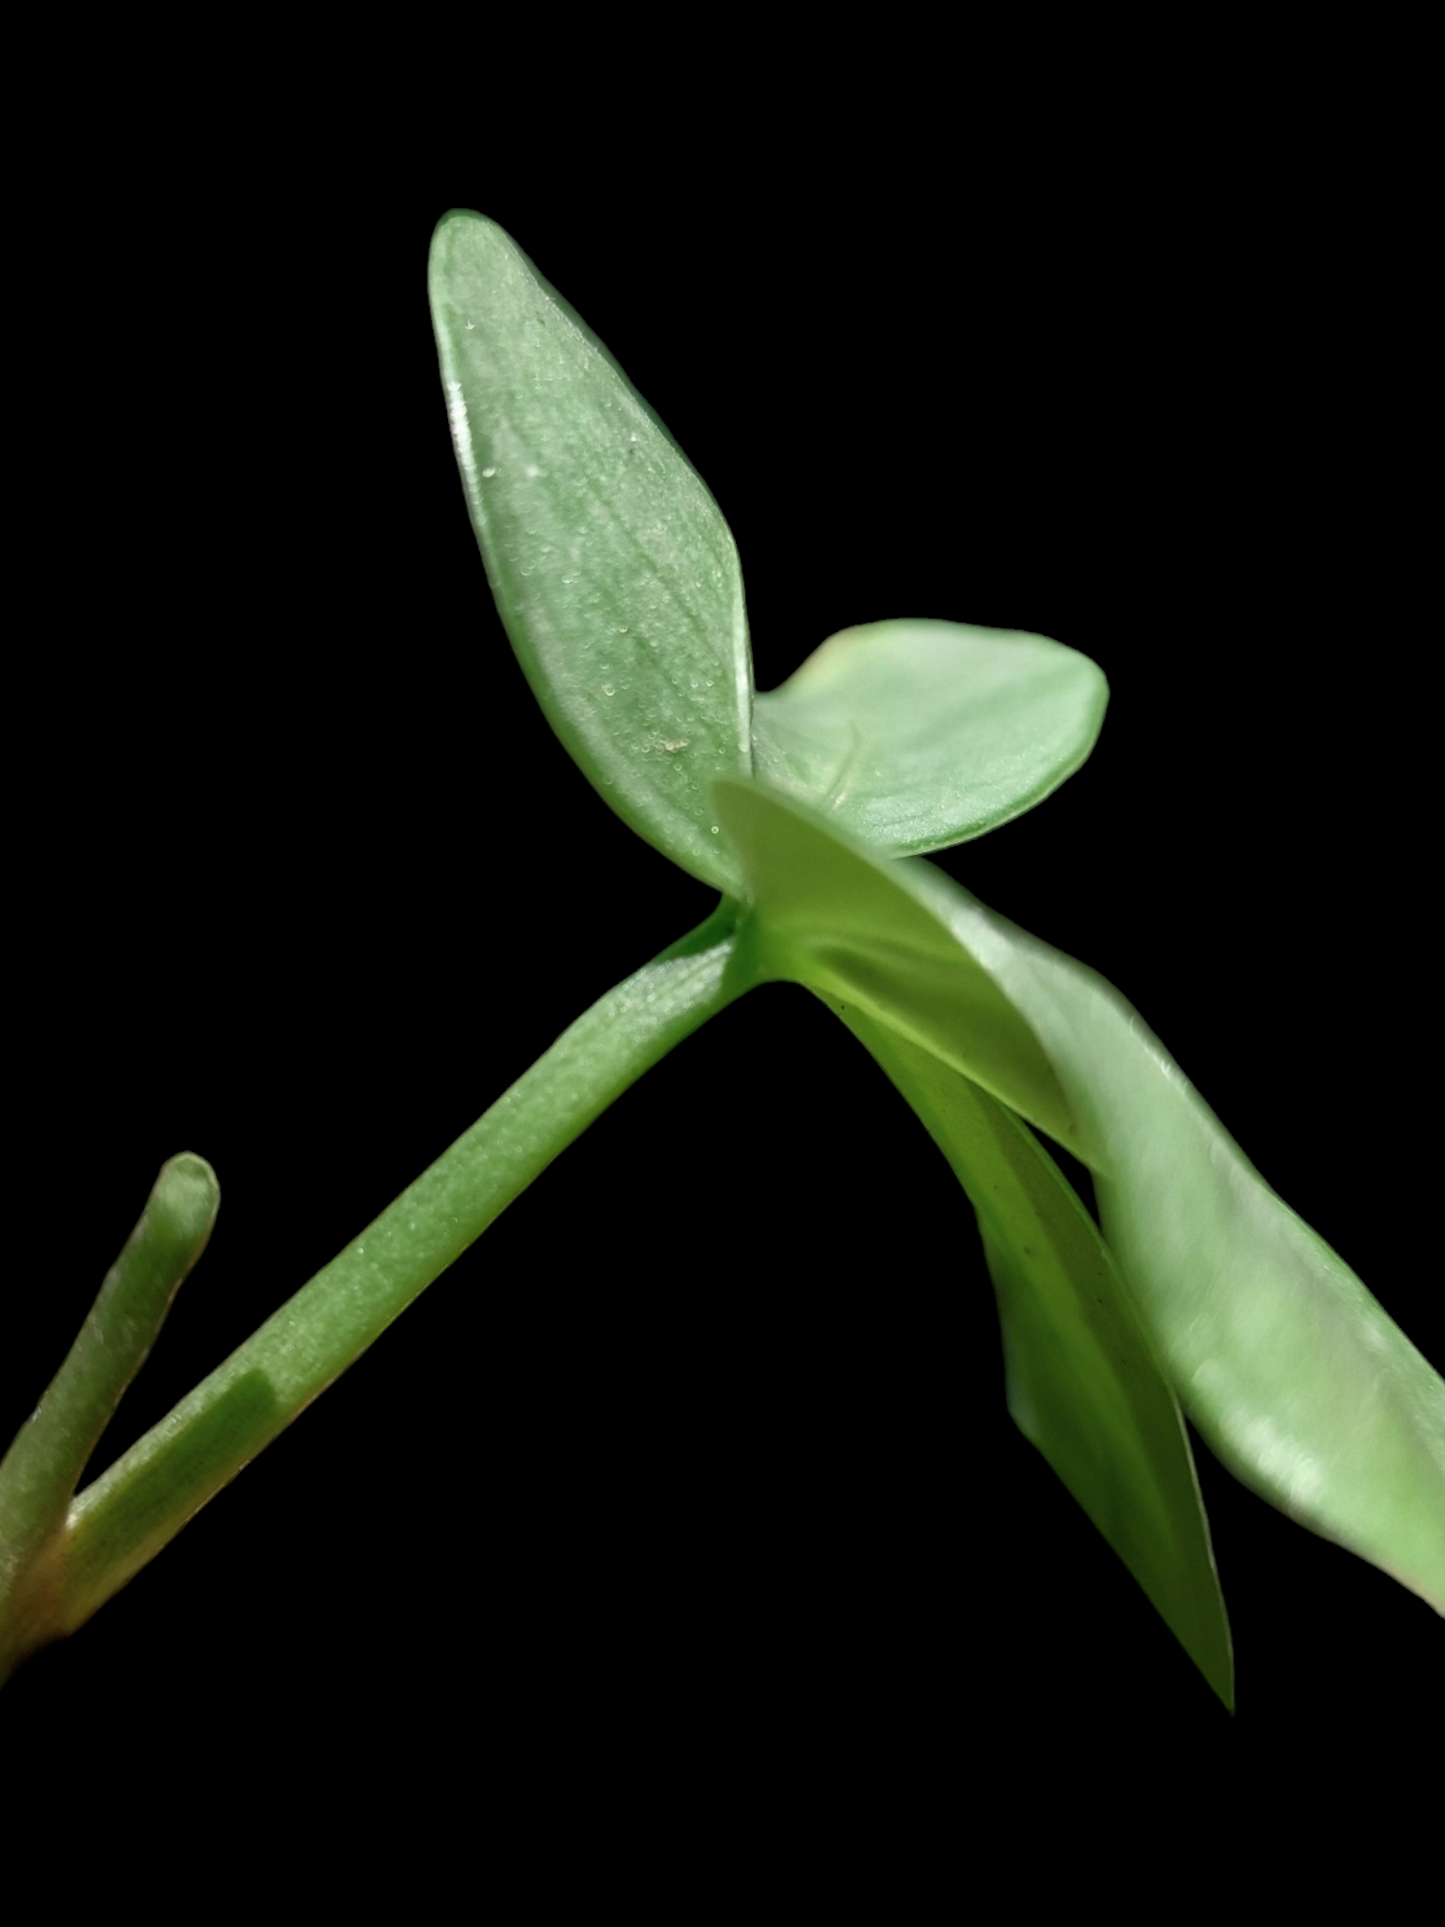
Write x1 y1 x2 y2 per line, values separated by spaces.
6 126 1436 1810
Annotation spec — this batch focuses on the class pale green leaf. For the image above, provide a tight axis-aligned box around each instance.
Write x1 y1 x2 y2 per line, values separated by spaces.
753 619 1107 854
830 1003 1233 1705
429 211 752 889
717 778 1445 1614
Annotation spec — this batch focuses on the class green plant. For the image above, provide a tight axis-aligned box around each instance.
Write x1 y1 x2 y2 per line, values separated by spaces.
3 211 1441 1704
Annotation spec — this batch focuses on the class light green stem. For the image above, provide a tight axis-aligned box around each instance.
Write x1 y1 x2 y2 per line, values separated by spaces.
1 902 748 1677
0 1155 220 1666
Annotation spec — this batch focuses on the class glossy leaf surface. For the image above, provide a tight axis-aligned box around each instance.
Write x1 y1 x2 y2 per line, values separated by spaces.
753 619 1108 854
718 778 1445 1614
828 1001 1233 1703
429 211 752 890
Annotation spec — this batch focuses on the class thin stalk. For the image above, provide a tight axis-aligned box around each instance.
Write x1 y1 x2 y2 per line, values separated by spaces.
0 1156 220 1667
2 900 750 1677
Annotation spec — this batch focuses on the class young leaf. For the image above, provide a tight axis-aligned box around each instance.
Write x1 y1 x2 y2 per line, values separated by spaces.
428 211 752 891
716 777 1445 1615
829 1002 1233 1706
752 619 1108 855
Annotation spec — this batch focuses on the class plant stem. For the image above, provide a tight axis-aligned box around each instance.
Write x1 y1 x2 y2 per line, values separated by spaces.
0 1155 220 1672
1 900 749 1678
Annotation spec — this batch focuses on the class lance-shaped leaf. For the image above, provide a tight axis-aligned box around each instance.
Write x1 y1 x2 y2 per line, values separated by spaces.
717 778 1445 1614
824 1000 1233 1704
429 211 752 891
753 619 1108 854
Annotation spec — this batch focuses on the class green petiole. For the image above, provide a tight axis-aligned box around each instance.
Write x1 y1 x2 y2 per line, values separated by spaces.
0 903 746 1680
